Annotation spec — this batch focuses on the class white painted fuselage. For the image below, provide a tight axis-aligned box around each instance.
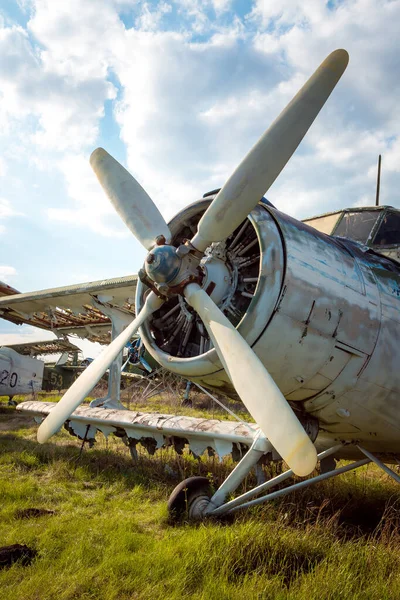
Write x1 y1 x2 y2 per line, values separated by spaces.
0 347 44 397
138 201 400 460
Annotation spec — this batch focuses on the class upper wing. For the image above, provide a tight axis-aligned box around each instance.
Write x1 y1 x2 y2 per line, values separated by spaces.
0 275 138 344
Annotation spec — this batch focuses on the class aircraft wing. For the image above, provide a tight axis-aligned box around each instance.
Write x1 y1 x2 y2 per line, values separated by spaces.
2 338 81 356
0 275 138 344
17 401 260 460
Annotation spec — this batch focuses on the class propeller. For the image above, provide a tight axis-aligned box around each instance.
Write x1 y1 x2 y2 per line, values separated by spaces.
38 49 349 476
190 49 349 252
184 284 317 476
90 148 171 250
37 292 164 444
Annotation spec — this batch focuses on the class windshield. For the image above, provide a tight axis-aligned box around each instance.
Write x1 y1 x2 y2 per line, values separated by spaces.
334 211 379 244
303 213 340 235
373 211 400 246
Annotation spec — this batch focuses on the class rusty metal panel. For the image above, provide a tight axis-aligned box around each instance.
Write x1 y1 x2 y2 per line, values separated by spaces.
2 339 80 356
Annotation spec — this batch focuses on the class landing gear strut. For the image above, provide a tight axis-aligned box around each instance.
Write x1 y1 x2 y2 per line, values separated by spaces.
167 441 400 521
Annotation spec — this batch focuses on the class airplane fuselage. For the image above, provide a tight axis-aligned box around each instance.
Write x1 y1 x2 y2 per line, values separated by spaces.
0 347 44 397
138 200 400 459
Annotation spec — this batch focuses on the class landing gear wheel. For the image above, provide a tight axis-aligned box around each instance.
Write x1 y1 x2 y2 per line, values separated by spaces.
168 476 212 522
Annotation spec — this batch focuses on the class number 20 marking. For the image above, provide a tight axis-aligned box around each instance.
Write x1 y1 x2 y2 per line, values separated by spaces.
0 370 18 387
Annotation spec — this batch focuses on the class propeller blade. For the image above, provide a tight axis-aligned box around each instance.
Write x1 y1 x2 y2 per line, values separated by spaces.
90 148 171 250
191 49 349 251
184 283 317 476
37 292 164 444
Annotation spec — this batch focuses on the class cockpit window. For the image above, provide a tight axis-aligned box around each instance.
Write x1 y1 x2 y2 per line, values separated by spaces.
373 211 400 246
333 211 379 244
303 213 340 234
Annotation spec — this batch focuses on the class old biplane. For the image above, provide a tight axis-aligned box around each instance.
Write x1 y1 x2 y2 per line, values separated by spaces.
0 338 83 401
0 49 399 520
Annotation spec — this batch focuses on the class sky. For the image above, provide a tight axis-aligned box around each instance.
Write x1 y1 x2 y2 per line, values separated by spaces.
0 0 400 355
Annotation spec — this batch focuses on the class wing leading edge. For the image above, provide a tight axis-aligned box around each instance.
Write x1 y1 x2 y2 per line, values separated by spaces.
17 401 260 460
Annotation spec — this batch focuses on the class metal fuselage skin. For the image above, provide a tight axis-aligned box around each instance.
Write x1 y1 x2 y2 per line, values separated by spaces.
138 202 400 460
0 347 44 396
0 348 80 397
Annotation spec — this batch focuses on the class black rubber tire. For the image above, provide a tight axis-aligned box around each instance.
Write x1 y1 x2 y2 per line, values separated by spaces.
168 476 212 522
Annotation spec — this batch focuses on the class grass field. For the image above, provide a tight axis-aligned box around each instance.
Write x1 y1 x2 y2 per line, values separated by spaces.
0 392 399 600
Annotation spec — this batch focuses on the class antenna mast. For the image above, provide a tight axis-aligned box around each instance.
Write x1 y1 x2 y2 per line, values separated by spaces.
375 154 382 207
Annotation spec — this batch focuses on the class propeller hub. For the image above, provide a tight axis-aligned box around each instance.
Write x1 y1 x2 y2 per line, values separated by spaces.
145 245 182 284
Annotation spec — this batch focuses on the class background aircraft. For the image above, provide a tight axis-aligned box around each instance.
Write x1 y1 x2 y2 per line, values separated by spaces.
0 333 159 404
0 339 82 402
0 346 43 400
0 49 399 520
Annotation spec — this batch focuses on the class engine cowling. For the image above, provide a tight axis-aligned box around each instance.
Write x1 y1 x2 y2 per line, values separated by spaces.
136 197 284 396
137 196 382 404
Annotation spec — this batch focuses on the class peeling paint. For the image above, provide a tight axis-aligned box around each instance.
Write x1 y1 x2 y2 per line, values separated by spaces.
17 401 258 460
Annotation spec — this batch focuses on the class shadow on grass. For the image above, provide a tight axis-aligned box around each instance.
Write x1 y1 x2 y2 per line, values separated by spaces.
228 540 325 587
247 474 400 544
0 430 192 490
0 405 36 432
1 426 399 545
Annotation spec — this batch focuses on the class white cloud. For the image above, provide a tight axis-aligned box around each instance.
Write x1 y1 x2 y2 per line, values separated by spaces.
0 21 116 153
47 154 130 237
0 266 17 282
27 0 122 78
212 0 233 15
0 198 23 234
1 0 400 275
0 198 20 218
110 27 281 218
135 2 172 31
249 0 326 28
383 137 400 174
0 326 55 347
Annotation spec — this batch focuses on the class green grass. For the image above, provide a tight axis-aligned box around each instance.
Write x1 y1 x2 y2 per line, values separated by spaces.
0 400 399 600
